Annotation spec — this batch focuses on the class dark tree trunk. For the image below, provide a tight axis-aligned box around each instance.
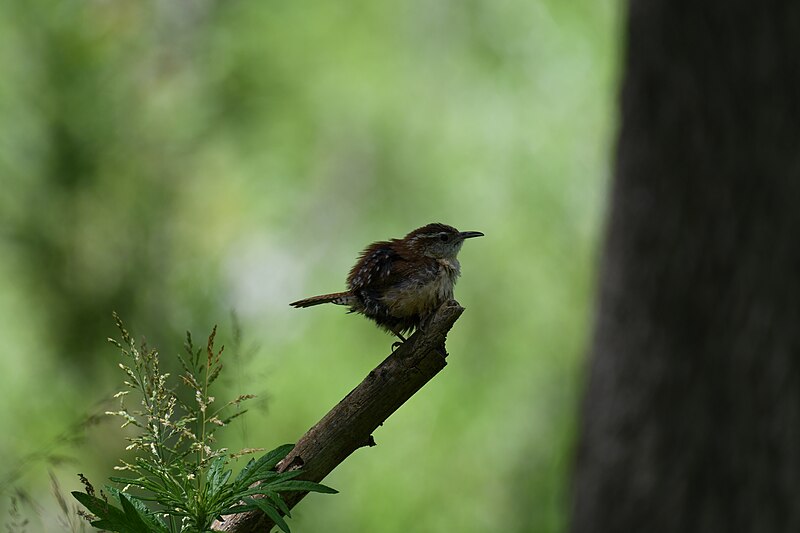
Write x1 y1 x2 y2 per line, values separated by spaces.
572 2 800 533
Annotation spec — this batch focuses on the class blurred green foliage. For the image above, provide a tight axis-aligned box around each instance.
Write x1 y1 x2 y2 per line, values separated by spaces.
0 0 618 531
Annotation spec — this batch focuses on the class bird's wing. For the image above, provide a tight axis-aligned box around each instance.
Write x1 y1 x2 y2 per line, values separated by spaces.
347 241 404 291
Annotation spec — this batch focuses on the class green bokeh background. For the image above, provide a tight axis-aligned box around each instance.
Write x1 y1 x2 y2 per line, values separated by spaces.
0 1 619 531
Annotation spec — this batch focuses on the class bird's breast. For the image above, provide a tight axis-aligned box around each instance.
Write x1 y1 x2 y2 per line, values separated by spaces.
381 258 460 317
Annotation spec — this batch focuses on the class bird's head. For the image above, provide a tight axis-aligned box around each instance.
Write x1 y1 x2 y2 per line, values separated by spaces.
403 223 484 259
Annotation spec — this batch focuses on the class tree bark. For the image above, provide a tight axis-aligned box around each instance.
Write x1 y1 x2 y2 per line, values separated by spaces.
213 300 464 532
572 1 800 533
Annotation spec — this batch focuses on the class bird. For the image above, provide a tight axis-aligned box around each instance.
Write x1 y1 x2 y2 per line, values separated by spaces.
290 223 483 342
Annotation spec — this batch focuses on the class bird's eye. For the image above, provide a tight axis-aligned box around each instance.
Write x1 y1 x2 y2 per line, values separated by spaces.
439 233 450 242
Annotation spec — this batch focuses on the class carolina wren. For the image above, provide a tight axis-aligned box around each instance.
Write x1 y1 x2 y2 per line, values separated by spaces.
290 223 483 341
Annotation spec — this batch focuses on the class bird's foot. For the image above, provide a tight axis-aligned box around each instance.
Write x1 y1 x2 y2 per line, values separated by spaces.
391 332 408 352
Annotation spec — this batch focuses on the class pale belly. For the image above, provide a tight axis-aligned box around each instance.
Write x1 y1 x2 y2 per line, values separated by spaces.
380 259 459 318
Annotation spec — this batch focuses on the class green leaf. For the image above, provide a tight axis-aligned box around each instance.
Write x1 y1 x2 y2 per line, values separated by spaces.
219 504 251 515
208 456 232 495
272 470 304 481
119 493 153 532
71 492 104 515
265 491 292 518
243 497 290 533
105 487 170 533
109 477 150 489
235 444 293 486
235 458 255 482
72 492 149 533
252 469 303 487
269 480 338 494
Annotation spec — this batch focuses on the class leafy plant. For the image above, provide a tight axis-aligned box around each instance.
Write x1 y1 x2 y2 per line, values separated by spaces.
71 315 335 532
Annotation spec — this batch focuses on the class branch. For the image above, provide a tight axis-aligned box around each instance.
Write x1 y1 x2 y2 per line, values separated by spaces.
213 300 465 532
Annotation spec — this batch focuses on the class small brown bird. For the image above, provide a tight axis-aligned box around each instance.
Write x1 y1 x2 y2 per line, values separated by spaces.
290 223 483 341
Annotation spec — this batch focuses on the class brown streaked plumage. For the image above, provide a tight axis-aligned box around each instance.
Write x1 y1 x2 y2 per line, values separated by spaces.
290 223 483 339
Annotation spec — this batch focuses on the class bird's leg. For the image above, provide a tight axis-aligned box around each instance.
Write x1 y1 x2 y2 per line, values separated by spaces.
391 331 407 351
390 328 447 357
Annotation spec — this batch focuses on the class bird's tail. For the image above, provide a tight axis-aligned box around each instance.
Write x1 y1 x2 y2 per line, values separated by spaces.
290 291 355 308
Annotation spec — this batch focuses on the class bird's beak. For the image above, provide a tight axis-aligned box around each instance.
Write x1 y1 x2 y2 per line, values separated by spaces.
459 231 484 240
